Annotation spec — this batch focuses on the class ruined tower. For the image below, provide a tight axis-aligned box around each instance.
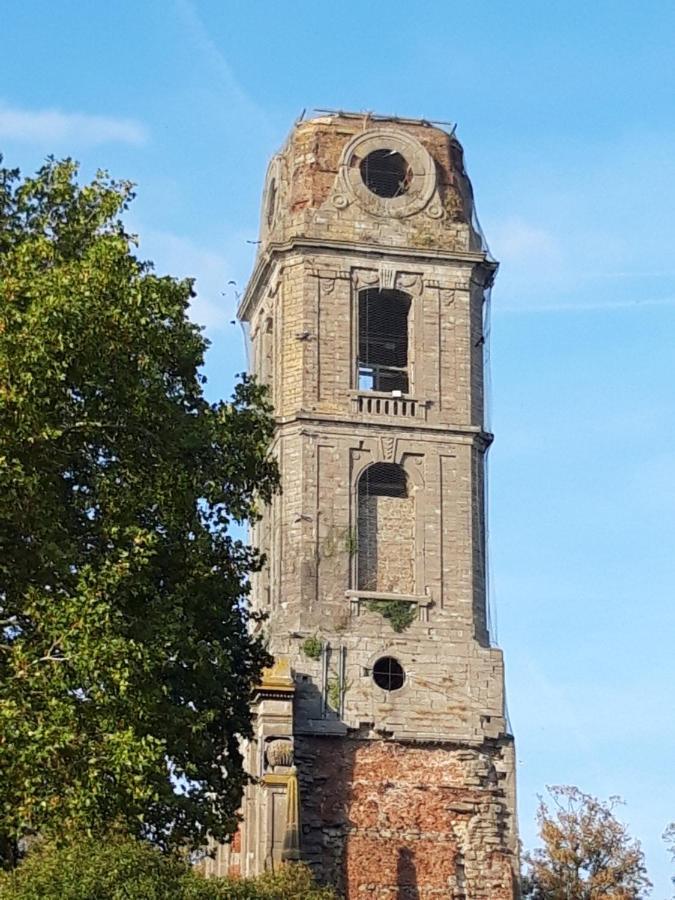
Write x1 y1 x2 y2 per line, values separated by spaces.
217 112 518 897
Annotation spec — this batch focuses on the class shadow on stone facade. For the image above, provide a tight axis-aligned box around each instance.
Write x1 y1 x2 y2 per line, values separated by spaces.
295 734 517 899
396 847 420 900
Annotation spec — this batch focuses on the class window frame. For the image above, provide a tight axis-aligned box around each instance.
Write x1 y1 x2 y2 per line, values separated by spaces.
354 286 413 396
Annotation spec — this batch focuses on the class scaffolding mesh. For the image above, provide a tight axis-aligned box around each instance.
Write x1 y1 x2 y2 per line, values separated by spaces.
358 288 411 392
358 462 408 499
359 149 412 198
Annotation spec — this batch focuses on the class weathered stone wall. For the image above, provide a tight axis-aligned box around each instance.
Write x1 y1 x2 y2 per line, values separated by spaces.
248 253 486 432
296 736 517 899
234 114 518 896
255 114 483 257
357 491 415 594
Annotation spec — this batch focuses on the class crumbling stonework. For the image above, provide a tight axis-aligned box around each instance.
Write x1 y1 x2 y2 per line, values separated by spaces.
297 737 517 899
220 112 519 897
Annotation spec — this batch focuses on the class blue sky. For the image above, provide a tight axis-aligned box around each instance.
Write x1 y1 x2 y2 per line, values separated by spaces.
3 0 675 892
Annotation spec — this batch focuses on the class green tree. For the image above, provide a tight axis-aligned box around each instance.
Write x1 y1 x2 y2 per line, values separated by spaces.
522 785 651 899
0 834 336 899
664 823 675 899
0 158 278 860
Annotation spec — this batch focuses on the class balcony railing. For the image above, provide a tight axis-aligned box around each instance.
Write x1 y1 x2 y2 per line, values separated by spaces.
350 391 427 420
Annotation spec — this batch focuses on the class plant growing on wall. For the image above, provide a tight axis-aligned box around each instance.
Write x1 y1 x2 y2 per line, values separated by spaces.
301 635 323 660
367 599 416 632
343 528 358 556
326 677 341 712
326 674 351 714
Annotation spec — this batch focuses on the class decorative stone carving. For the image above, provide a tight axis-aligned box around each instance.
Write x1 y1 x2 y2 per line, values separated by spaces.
382 437 396 462
337 128 437 219
351 267 379 291
266 739 294 768
259 155 283 243
396 273 424 296
426 200 444 219
378 264 396 290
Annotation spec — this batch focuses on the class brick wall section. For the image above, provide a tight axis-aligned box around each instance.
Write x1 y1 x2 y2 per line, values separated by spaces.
297 736 517 899
357 493 415 593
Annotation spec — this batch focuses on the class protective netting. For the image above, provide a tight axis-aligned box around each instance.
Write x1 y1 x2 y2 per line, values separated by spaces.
359 149 412 198
358 462 408 500
456 144 501 659
358 288 411 392
239 320 251 371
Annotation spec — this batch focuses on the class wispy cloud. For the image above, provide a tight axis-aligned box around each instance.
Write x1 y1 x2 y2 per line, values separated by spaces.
498 295 675 314
491 217 563 271
0 101 148 147
136 226 239 332
488 214 675 314
174 0 273 136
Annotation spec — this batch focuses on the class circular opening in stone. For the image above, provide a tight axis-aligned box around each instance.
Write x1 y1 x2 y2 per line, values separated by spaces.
360 149 411 198
372 656 406 691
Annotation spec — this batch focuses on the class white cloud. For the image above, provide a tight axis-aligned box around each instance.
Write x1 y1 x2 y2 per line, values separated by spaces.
0 101 148 147
497 294 675 314
174 0 273 135
490 217 563 271
488 216 675 313
136 227 239 332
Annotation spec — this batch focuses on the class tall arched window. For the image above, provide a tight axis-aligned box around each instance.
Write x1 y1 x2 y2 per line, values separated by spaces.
358 288 411 392
260 316 274 388
357 463 414 593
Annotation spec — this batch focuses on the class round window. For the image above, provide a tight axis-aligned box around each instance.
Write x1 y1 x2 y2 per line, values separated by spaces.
338 130 436 218
372 656 406 691
360 149 411 198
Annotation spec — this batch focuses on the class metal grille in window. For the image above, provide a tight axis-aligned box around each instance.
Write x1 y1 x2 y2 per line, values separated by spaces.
358 463 408 500
372 656 406 691
358 288 411 393
359 149 412 199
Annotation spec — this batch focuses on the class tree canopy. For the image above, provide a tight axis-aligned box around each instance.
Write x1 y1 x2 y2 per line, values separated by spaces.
665 823 675 899
0 158 278 859
522 785 652 899
0 833 335 899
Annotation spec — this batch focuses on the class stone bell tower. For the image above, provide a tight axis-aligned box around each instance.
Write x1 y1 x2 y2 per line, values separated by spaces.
218 112 519 898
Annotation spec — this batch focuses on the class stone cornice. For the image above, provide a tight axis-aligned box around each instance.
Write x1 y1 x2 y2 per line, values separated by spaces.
267 412 494 449
237 237 497 320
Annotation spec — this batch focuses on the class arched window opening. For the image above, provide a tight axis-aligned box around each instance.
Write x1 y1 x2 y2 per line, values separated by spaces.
260 317 273 388
358 288 411 393
266 178 277 227
357 463 414 594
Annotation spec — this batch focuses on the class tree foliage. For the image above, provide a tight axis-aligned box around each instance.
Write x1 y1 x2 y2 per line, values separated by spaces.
522 785 652 899
0 158 278 857
664 823 675 899
0 834 335 899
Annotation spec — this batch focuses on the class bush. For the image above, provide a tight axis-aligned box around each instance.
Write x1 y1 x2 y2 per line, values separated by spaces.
300 635 323 661
0 835 335 900
367 599 416 632
0 835 188 899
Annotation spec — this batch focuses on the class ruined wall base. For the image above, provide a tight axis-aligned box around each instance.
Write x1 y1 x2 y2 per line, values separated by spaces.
296 735 519 900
